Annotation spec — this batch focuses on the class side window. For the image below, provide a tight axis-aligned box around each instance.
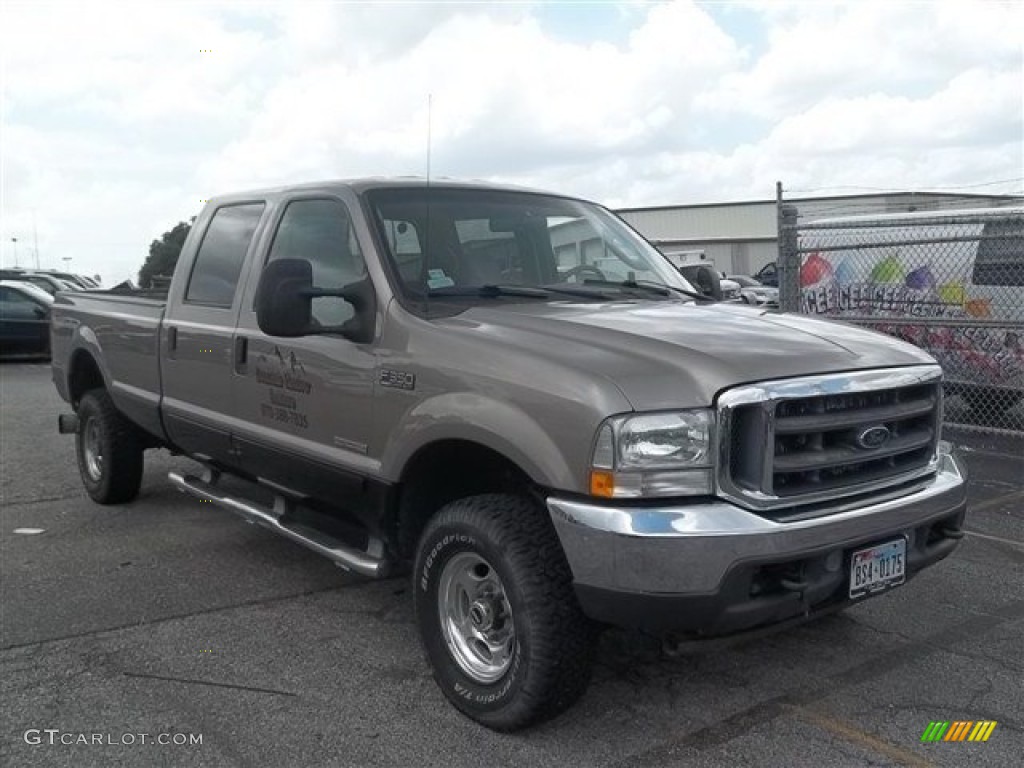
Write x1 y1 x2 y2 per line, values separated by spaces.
267 198 367 326
972 220 1024 287
0 287 41 317
1 287 31 303
186 203 265 307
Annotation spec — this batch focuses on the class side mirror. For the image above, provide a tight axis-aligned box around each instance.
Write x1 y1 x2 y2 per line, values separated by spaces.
255 258 376 342
255 259 314 337
679 265 723 300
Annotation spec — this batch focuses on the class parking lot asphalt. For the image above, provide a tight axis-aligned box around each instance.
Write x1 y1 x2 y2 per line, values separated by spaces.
1 360 1022 768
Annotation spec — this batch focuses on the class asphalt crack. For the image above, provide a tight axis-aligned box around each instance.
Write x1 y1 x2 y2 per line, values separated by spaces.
0 580 388 653
122 671 297 697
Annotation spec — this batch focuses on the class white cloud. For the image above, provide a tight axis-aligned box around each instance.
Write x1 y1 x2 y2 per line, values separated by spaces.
1 0 1021 285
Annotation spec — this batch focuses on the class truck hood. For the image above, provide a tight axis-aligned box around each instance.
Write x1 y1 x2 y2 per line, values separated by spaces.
447 300 935 410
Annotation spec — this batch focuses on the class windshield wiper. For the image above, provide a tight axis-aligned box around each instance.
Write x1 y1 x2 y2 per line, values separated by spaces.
427 284 553 299
580 278 711 301
427 283 621 301
633 279 714 302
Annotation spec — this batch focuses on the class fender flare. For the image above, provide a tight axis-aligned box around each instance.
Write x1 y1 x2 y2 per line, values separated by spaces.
65 327 112 403
380 393 577 491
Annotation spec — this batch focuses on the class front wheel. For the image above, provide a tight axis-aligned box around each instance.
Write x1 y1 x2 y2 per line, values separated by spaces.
75 389 145 504
413 494 596 731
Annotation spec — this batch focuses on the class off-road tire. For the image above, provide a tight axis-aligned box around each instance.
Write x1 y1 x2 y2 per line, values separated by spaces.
75 388 144 504
414 493 597 731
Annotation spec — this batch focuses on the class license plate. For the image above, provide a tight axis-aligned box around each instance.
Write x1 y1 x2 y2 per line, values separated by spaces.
849 538 906 598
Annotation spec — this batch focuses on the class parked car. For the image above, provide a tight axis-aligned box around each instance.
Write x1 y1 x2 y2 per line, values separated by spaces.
719 276 742 301
0 270 80 296
677 264 728 299
37 269 100 289
729 274 779 307
754 260 779 286
0 280 53 356
50 178 966 730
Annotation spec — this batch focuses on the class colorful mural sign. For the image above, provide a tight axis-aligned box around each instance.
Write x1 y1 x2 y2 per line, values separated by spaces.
798 250 1023 390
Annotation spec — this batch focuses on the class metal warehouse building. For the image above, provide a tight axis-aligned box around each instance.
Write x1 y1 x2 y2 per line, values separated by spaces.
616 191 1023 278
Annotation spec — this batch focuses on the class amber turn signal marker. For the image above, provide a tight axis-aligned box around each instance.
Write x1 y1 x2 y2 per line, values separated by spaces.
590 470 615 498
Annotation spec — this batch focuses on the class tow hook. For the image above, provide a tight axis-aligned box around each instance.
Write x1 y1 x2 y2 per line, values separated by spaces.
938 526 965 540
780 566 811 614
57 413 80 434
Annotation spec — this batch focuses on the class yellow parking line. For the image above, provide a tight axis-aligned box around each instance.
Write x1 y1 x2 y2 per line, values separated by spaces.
783 704 934 768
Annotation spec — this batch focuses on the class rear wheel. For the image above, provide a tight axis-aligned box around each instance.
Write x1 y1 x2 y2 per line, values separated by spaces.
75 389 144 504
413 493 596 731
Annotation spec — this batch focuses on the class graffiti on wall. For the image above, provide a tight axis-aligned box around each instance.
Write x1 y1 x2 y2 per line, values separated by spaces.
799 251 1023 389
873 324 1024 389
798 252 993 318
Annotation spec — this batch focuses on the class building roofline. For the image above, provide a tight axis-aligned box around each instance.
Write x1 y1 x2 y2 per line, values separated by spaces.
616 190 1024 215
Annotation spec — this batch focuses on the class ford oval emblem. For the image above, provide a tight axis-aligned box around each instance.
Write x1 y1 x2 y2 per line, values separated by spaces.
856 425 891 449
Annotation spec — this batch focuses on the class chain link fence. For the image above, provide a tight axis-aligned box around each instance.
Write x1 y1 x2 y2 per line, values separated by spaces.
778 203 1024 435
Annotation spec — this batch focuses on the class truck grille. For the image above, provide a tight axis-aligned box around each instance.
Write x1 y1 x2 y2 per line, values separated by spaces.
719 366 942 510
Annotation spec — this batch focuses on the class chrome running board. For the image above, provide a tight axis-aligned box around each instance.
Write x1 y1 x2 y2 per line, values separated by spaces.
168 470 389 578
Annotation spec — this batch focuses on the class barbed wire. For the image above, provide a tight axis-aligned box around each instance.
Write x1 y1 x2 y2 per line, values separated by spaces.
784 177 1024 195
790 197 1024 220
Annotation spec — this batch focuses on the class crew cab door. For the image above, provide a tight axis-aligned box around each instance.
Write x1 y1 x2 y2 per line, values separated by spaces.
229 195 378 502
161 201 267 462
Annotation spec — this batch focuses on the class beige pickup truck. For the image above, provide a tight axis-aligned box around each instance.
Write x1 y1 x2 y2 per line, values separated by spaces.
51 179 967 730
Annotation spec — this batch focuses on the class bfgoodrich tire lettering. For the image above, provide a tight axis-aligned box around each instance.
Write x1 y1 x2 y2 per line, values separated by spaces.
413 493 596 731
75 388 144 504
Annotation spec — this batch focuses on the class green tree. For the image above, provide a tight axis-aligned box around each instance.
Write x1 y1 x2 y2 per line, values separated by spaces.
138 218 194 288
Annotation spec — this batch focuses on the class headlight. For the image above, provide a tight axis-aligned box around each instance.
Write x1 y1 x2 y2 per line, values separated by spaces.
590 410 715 498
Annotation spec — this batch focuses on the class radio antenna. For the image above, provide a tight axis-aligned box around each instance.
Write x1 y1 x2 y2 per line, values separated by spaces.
424 93 433 311
32 212 41 269
426 93 433 183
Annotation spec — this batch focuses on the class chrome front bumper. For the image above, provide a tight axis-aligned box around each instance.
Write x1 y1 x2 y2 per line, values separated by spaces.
547 445 967 599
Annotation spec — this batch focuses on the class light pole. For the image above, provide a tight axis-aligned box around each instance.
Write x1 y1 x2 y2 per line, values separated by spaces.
10 237 17 267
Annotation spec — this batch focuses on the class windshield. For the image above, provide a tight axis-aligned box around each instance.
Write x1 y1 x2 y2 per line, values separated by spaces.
366 187 694 306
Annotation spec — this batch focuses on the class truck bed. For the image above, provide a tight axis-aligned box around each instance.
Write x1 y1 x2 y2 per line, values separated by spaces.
50 291 167 440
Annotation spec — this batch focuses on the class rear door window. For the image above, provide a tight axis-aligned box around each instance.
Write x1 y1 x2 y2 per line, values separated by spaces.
186 203 266 307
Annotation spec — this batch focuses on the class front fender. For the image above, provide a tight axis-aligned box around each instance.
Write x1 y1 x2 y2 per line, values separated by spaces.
379 393 578 491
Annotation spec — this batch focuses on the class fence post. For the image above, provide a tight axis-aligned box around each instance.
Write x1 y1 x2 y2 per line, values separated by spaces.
777 194 800 313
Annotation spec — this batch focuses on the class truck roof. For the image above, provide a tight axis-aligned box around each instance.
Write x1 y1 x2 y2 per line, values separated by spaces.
207 177 577 207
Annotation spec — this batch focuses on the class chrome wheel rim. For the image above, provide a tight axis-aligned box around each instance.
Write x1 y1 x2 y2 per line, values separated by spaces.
438 552 516 684
83 417 103 481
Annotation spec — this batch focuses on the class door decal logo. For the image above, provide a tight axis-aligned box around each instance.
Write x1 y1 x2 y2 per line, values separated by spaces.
255 346 311 429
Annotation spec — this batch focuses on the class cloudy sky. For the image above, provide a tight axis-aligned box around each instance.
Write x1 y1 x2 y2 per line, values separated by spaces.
1 0 1021 285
